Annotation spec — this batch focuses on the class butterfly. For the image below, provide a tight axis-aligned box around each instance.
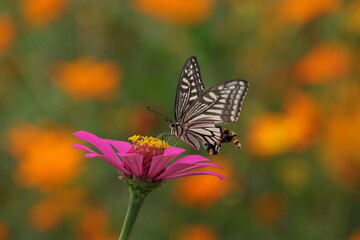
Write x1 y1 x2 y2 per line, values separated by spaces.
168 56 249 155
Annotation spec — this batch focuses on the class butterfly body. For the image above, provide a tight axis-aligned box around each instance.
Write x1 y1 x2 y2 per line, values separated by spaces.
170 56 249 155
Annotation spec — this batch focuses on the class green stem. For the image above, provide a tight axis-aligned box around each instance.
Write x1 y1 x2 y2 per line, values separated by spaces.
119 191 145 240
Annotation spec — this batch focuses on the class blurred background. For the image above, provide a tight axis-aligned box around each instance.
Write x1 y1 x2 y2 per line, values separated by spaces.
1 0 360 239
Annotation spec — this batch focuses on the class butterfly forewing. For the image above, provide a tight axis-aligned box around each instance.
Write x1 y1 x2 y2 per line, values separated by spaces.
174 56 205 121
182 80 249 125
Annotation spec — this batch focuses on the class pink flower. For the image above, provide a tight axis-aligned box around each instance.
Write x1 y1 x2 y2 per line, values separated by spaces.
72 131 224 182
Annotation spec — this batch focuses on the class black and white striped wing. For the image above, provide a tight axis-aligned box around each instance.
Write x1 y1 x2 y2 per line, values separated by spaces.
174 56 205 121
185 124 222 152
182 131 202 150
182 80 249 125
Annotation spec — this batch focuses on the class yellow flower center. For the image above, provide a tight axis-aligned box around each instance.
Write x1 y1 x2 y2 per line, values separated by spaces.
128 135 169 156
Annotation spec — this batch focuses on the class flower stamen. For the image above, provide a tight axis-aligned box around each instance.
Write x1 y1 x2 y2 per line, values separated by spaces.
128 135 169 157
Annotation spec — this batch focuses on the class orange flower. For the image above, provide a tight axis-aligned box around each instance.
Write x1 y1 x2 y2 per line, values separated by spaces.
173 157 233 209
347 230 360 240
343 0 360 34
320 84 360 188
53 58 121 102
247 92 318 157
176 225 218 240
252 192 286 225
133 0 215 25
294 44 352 85
248 114 291 157
7 123 83 192
278 0 341 24
0 16 15 55
21 0 68 27
283 92 319 148
28 188 85 231
0 221 8 240
77 207 116 240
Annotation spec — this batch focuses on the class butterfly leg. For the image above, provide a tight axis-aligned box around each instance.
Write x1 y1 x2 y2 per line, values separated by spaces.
171 136 181 148
163 136 182 154
157 132 173 139
156 133 182 148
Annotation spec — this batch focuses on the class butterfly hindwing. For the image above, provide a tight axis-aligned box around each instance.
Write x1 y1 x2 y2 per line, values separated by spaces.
187 124 222 152
182 79 249 125
183 132 201 150
187 124 241 154
174 56 205 121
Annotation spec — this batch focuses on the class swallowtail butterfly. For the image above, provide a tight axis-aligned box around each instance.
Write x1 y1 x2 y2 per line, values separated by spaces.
169 56 249 155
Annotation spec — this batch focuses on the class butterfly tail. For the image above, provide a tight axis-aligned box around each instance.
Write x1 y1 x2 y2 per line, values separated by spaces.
219 127 241 148
203 127 242 155
205 143 221 155
230 137 241 148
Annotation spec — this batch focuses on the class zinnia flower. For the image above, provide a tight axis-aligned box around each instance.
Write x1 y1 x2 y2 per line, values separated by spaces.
73 131 224 240
73 131 223 185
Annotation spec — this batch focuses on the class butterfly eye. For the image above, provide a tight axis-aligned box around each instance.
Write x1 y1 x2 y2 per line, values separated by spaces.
170 123 176 128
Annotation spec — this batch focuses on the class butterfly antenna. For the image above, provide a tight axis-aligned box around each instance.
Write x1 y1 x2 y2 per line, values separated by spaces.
147 107 173 123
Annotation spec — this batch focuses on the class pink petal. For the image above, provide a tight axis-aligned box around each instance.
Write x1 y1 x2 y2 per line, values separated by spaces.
73 131 118 160
73 143 128 172
156 162 221 180
163 147 186 156
164 171 225 180
156 163 189 180
84 153 98 157
87 153 131 175
73 144 96 154
172 162 221 174
147 154 179 178
172 155 211 165
106 140 132 153
164 155 216 174
118 153 143 177
99 156 130 175
146 147 186 178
